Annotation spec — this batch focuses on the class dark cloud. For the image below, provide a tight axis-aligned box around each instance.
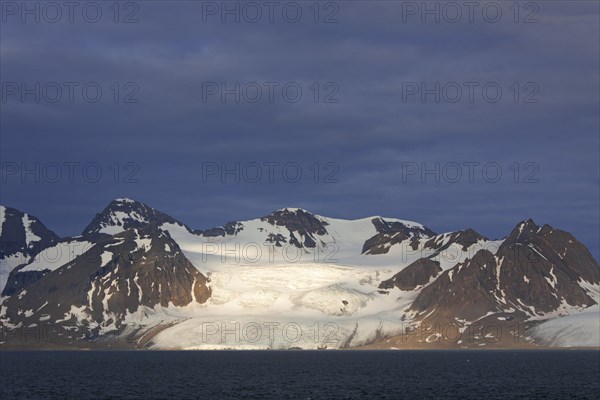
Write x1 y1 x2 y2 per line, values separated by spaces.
1 1 598 259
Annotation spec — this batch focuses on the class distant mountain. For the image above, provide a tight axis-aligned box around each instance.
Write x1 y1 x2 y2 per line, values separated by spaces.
0 199 597 350
161 206 438 266
0 206 59 295
410 219 599 322
3 198 191 297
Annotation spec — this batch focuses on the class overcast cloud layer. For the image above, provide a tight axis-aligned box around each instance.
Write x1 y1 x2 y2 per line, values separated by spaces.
1 1 598 259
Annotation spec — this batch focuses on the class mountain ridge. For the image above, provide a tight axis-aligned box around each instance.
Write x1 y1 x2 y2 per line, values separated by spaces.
1 198 597 350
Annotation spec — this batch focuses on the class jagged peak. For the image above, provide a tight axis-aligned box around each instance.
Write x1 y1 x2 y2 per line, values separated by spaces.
268 207 319 219
450 228 488 242
506 219 543 241
262 207 327 224
0 205 60 263
82 199 186 237
370 216 436 237
258 207 330 240
516 218 539 231
105 197 147 208
114 197 137 203
274 207 310 213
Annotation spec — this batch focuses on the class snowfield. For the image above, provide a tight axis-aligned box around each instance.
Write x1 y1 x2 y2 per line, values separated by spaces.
20 239 93 272
151 315 407 350
138 262 418 349
129 215 595 350
161 216 501 272
135 217 430 348
0 252 30 296
534 307 600 348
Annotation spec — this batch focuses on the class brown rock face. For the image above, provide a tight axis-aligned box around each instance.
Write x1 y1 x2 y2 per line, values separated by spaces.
379 259 442 291
362 232 410 255
409 220 599 324
86 227 211 319
260 208 329 248
494 220 599 313
423 228 488 256
0 225 210 337
410 250 503 322
362 218 435 255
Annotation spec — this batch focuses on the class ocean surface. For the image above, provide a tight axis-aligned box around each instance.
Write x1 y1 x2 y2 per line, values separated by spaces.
1 350 598 399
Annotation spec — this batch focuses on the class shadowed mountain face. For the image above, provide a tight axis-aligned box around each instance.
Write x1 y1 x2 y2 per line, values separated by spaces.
410 220 600 323
0 199 598 349
2 199 195 296
379 259 442 291
0 206 60 297
1 199 186 296
0 206 59 260
423 229 488 256
1 224 210 338
362 218 436 255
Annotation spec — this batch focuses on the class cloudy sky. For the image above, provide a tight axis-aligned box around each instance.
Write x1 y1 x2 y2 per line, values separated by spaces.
1 1 598 259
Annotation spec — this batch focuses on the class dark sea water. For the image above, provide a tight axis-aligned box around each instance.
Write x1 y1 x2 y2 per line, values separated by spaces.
1 350 598 399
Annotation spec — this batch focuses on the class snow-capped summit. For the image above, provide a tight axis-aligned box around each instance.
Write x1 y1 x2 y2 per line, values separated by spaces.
258 207 330 248
274 207 309 213
82 198 188 237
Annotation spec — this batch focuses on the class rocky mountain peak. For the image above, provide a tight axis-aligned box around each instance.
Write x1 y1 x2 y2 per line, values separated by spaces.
0 206 59 259
506 219 541 242
261 208 329 238
362 217 436 255
82 198 187 237
0 206 61 295
409 220 599 328
423 228 488 255
198 221 244 237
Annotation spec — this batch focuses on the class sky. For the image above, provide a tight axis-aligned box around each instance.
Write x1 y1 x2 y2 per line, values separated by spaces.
1 1 599 260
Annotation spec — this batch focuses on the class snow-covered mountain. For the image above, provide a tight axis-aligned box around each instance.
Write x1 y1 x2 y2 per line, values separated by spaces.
0 206 59 296
0 198 598 349
2 224 210 341
82 198 190 237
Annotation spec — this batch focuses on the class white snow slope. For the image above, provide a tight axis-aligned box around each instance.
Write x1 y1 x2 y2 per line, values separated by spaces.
533 306 600 347
133 214 504 349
